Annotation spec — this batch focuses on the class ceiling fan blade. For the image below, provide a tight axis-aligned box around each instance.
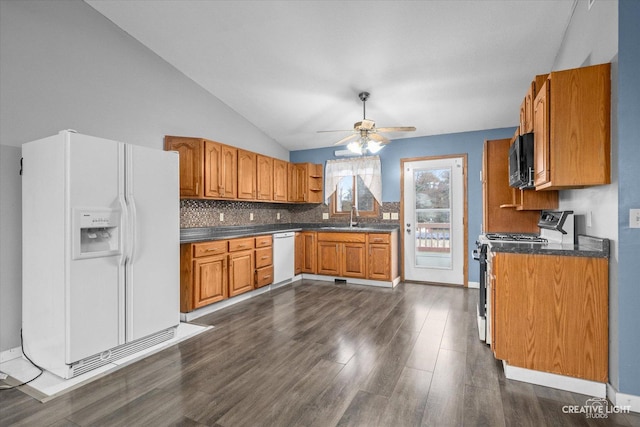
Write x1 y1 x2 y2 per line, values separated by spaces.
333 134 358 146
317 130 354 133
368 133 390 144
376 126 416 133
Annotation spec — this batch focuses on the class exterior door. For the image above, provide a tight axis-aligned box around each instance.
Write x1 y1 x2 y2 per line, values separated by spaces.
402 156 466 285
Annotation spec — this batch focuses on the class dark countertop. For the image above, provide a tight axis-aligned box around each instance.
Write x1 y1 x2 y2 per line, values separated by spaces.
488 235 609 258
180 223 400 243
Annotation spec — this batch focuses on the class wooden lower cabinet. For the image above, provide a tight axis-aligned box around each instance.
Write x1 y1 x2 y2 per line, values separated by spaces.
193 255 227 309
254 235 273 288
316 232 367 278
228 249 254 297
492 252 608 382
180 241 229 312
317 241 340 276
301 232 317 273
294 232 304 275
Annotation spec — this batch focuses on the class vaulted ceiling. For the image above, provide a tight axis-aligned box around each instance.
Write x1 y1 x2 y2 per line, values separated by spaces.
86 0 577 151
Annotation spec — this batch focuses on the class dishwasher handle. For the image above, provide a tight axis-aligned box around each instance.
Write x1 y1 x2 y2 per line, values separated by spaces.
273 232 296 239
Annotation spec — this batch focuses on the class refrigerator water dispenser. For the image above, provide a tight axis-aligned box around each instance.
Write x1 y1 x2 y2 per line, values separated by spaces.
73 208 121 259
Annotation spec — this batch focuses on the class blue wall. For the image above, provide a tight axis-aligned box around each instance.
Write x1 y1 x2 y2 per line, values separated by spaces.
291 126 517 283
617 0 640 397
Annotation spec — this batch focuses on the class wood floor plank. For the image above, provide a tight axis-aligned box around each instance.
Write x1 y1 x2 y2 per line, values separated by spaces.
336 390 389 427
421 348 467 427
1 281 630 427
379 367 433 427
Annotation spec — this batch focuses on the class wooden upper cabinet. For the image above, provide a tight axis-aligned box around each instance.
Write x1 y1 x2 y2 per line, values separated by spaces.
533 63 611 190
288 163 323 203
533 81 551 187
519 81 535 134
273 159 288 202
220 145 237 198
204 140 237 199
164 136 238 199
482 139 541 233
164 136 202 198
237 149 257 199
256 155 273 201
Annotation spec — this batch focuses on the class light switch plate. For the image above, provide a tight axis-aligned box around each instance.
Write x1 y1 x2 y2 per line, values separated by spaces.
630 209 640 228
322 212 329 220
219 213 224 221
391 212 399 220
250 213 254 221
277 212 281 220
382 212 390 220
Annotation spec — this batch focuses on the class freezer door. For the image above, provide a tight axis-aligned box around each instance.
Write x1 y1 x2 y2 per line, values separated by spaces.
68 134 124 363
125 144 180 341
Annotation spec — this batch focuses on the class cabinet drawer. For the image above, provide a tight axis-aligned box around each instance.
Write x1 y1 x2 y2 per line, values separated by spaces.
255 247 273 268
368 233 390 244
228 237 255 252
193 241 227 257
255 235 273 248
255 265 274 288
317 232 366 243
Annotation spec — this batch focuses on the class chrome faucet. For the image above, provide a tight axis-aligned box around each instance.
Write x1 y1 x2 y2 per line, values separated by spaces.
349 206 359 228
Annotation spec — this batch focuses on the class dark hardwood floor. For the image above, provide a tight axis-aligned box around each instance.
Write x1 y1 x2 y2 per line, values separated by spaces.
2 279 639 426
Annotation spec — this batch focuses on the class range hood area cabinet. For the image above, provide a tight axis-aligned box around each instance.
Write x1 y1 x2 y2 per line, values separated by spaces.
533 63 611 190
482 138 556 233
165 135 321 203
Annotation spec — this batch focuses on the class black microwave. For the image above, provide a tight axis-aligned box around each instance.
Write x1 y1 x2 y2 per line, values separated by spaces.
509 132 535 189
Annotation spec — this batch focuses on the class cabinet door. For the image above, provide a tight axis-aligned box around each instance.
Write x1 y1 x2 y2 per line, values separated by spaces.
204 140 222 198
221 145 237 198
256 155 273 201
164 137 201 198
533 81 550 187
317 242 340 275
302 232 317 273
237 149 256 199
368 244 390 280
193 255 227 308
342 243 366 278
228 250 254 297
273 159 288 202
294 232 304 275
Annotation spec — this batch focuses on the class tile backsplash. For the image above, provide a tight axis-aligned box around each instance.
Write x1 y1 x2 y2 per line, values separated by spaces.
180 199 401 228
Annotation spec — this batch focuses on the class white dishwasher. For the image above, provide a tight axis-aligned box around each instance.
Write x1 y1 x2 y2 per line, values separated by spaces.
273 232 295 284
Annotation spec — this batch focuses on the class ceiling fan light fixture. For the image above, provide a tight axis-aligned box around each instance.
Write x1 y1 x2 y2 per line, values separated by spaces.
366 140 383 154
347 141 364 154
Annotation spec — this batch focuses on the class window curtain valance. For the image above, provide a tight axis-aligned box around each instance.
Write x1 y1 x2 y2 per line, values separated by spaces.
324 155 382 205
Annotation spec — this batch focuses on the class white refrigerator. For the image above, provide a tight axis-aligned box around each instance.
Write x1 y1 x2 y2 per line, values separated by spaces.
22 130 180 379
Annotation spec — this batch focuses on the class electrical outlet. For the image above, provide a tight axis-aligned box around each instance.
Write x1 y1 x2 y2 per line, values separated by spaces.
630 209 640 228
383 212 390 220
250 213 254 221
391 212 399 220
322 212 329 220
219 213 224 221
277 212 281 220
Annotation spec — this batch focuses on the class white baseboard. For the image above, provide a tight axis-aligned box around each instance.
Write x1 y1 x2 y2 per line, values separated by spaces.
607 383 640 413
179 278 299 322
503 361 606 398
468 280 479 289
300 273 398 288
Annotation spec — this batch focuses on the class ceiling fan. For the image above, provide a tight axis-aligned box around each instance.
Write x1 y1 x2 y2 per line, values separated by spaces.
318 91 416 154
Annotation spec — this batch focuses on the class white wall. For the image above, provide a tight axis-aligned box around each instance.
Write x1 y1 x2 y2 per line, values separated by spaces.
0 0 288 353
550 0 619 389
0 146 23 351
